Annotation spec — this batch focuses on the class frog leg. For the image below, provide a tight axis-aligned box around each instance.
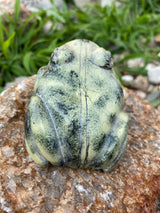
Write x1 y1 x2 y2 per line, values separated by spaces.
90 112 129 172
25 100 49 167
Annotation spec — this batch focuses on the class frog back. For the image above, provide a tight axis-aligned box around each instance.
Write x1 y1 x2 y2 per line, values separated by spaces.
26 39 124 168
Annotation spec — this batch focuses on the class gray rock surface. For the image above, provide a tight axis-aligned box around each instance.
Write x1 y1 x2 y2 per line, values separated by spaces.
0 0 63 13
21 0 63 11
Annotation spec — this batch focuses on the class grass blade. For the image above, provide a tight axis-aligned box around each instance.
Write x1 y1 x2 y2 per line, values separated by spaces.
2 32 16 58
0 16 4 47
22 52 33 75
14 0 20 23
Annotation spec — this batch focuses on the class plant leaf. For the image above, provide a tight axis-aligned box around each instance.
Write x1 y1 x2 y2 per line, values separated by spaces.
22 52 33 75
0 16 4 47
14 0 20 23
2 32 16 58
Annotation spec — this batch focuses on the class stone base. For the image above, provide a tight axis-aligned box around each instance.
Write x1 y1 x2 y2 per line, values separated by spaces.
0 76 160 212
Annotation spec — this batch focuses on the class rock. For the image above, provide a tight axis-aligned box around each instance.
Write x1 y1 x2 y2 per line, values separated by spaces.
134 90 146 99
21 0 63 11
101 0 120 7
74 0 100 9
122 75 134 84
0 76 160 212
43 20 53 33
127 58 144 68
129 75 149 92
154 34 160 46
101 0 115 6
0 0 30 19
146 63 160 84
4 76 27 90
146 89 160 102
0 0 63 15
147 84 155 93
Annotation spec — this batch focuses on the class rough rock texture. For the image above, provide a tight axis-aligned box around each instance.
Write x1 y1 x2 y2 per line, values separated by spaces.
0 0 30 19
0 76 160 213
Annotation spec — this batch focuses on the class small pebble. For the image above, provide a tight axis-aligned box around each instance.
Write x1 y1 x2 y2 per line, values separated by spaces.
113 52 128 61
122 75 134 83
146 64 160 84
130 75 149 92
135 90 146 99
146 89 160 102
147 85 154 93
154 34 160 46
43 20 53 33
127 58 144 68
2 146 14 158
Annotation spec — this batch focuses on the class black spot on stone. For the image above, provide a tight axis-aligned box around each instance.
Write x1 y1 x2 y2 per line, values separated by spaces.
104 94 109 101
51 138 59 151
43 66 63 81
119 86 123 96
67 120 79 146
70 70 78 78
50 59 56 67
99 55 112 70
100 63 111 70
50 52 58 66
37 136 57 152
90 158 103 168
65 54 74 63
71 119 79 136
110 113 116 123
38 88 65 98
64 120 80 161
69 70 79 88
57 103 69 115
59 160 65 166
107 153 113 160
106 133 118 148
95 79 103 87
58 90 65 96
93 134 106 152
95 95 109 108
63 156 73 166
115 89 122 103
25 109 31 138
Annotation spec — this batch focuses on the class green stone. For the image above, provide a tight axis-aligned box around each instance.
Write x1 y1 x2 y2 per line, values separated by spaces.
25 39 129 172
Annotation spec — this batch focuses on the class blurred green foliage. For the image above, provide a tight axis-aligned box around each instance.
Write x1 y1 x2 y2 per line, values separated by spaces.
0 0 160 92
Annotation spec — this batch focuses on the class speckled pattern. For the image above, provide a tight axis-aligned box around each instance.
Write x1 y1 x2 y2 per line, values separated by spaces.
0 76 160 212
25 40 129 171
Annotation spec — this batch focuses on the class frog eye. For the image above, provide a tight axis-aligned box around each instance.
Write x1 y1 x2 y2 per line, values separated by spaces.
51 48 73 65
91 48 113 69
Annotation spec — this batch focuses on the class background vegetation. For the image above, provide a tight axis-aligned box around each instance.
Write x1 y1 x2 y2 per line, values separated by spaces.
0 0 160 92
